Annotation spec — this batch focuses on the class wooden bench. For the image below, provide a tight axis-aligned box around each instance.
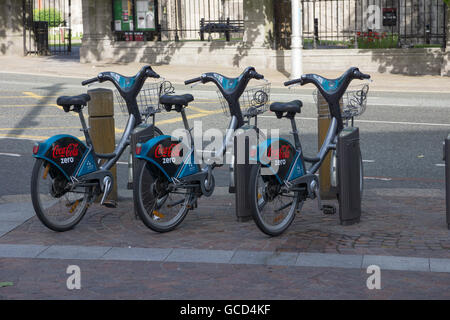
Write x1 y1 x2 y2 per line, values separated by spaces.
199 18 244 41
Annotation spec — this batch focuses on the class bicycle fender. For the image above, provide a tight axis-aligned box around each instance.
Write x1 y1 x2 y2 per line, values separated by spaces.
33 134 93 180
135 135 200 182
250 138 302 183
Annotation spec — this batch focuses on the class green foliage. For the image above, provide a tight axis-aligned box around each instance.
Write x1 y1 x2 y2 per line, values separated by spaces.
33 8 64 28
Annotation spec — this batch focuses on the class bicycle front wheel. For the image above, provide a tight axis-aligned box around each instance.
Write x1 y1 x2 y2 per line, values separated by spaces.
133 160 194 233
31 159 92 232
249 164 301 236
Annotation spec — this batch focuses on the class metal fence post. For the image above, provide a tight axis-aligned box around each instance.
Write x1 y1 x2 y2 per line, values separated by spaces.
87 88 117 202
200 18 205 41
226 17 231 42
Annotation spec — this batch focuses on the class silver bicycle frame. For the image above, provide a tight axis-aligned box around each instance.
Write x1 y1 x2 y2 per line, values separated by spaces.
307 117 338 174
98 114 136 171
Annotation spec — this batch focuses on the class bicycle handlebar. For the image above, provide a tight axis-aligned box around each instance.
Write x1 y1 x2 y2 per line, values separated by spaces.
353 69 371 80
284 67 370 89
145 68 160 79
251 71 264 80
184 77 203 85
81 77 99 86
284 78 303 87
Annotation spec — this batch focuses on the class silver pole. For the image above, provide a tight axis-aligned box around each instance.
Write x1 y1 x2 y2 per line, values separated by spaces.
291 0 303 79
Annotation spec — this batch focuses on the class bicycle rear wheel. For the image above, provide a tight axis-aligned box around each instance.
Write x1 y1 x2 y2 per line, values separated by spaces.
133 159 194 233
31 159 92 232
249 164 301 236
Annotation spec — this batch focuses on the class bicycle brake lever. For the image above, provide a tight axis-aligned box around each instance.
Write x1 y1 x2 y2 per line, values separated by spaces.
190 81 201 89
288 83 302 90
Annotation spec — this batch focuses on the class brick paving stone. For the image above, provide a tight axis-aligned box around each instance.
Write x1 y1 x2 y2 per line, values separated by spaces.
0 188 449 260
362 255 430 272
166 248 234 264
0 244 47 258
429 258 450 273
38 245 112 260
0 258 450 299
102 247 172 262
296 253 363 269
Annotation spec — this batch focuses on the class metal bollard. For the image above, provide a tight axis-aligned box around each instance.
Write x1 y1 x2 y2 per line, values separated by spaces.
87 88 117 202
317 92 338 200
445 134 450 230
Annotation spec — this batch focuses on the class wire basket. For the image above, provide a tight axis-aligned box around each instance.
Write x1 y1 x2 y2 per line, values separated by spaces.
313 83 370 119
217 82 271 117
114 80 174 116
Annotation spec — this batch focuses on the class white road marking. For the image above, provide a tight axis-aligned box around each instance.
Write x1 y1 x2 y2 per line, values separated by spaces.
356 119 450 127
364 176 392 181
435 163 446 167
363 160 375 163
0 152 21 157
0 136 43 141
259 115 450 127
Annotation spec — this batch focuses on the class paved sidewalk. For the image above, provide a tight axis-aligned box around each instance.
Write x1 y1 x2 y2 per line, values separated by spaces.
2 55 450 92
1 188 448 259
0 185 449 299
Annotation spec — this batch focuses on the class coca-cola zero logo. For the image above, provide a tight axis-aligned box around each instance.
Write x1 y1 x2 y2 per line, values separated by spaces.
155 143 182 159
267 144 291 160
52 143 79 159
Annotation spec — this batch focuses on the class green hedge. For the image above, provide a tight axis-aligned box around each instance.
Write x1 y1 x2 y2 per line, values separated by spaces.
33 9 64 28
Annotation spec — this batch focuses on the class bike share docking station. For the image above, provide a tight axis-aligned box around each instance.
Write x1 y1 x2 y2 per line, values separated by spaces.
445 134 450 230
233 133 253 222
336 127 362 225
317 91 362 225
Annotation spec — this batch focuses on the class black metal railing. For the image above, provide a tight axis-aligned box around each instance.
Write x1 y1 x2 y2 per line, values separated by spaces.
23 0 72 55
112 0 244 42
275 0 447 50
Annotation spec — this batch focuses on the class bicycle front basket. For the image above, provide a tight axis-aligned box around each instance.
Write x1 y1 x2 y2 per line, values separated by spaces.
217 83 271 117
114 80 174 116
313 83 370 119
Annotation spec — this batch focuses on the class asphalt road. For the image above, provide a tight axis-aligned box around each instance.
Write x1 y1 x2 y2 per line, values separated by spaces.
0 72 448 198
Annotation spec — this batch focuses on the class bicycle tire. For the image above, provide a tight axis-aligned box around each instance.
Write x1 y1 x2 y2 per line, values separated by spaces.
133 159 194 233
249 164 300 236
31 158 92 232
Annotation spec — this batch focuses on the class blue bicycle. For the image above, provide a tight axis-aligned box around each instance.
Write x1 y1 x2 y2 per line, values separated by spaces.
31 66 163 232
133 67 267 232
248 67 370 236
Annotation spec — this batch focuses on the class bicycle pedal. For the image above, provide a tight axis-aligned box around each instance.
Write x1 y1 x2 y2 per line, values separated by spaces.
100 176 112 206
322 205 336 215
102 200 117 209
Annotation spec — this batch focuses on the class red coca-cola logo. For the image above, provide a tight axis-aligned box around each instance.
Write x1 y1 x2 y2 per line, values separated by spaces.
155 143 182 158
52 143 79 158
268 144 291 160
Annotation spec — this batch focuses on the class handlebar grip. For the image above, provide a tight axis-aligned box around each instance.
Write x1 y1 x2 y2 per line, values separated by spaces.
360 73 371 80
81 77 98 86
184 77 202 85
284 78 302 87
254 73 264 80
146 68 160 79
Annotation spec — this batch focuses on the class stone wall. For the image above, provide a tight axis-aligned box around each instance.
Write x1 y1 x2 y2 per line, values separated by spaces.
71 0 450 76
0 0 24 55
